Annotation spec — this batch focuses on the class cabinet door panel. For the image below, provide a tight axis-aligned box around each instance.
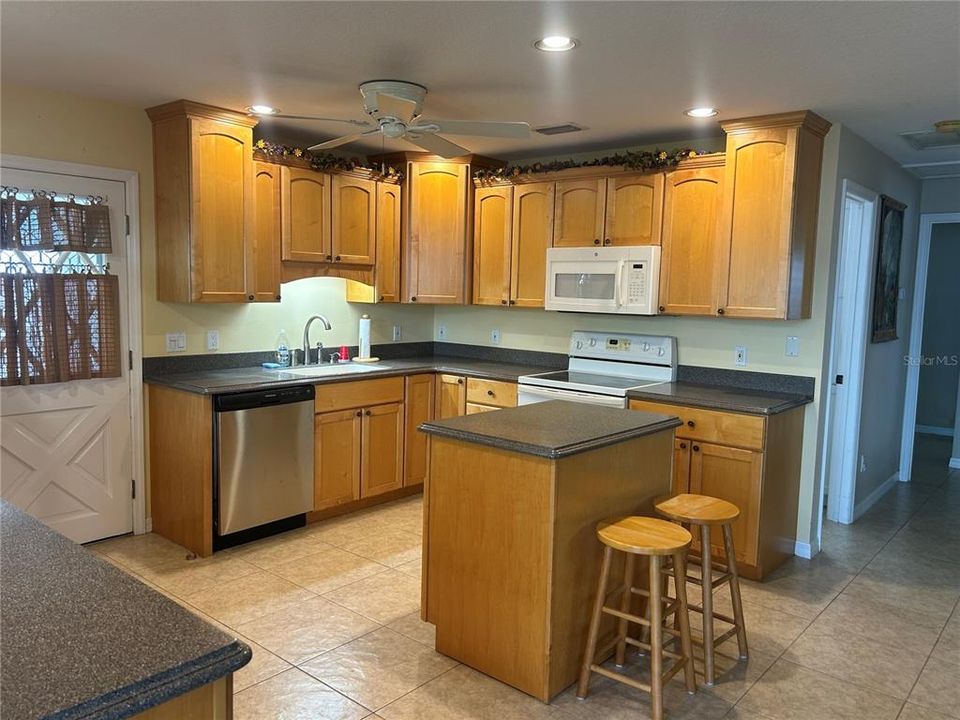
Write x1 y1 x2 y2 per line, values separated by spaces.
361 402 404 498
672 438 691 496
511 182 554 307
251 162 282 302
689 441 761 565
376 183 402 303
332 175 376 265
404 374 435 487
435 374 466 419
314 409 361 511
553 179 605 247
192 119 251 302
659 166 723 315
282 167 331 262
473 186 513 306
604 174 663 246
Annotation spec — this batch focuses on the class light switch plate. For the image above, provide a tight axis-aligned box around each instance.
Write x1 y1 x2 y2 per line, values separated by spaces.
734 345 748 366
491 328 501 345
206 330 219 351
392 324 402 342
785 336 800 357
165 332 186 353
438 324 447 340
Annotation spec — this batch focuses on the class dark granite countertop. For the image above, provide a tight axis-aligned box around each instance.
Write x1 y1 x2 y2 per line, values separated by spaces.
145 356 556 395
0 502 250 720
627 381 812 415
419 400 681 458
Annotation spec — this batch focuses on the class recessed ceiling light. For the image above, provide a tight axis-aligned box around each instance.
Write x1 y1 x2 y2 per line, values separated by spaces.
247 104 279 115
535 35 578 52
684 107 718 118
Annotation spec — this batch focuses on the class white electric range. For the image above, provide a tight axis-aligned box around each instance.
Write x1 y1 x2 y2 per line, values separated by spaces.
518 331 677 408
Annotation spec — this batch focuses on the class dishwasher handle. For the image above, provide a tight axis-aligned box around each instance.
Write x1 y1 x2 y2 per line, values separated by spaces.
215 384 315 412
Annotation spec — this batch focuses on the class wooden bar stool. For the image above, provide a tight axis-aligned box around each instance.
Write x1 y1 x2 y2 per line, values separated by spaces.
577 516 696 720
655 493 748 686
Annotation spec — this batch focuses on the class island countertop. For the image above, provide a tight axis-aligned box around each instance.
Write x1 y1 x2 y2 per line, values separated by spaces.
419 400 681 458
0 502 250 720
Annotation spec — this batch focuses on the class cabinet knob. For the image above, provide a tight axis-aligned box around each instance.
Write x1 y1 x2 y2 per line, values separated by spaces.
247 294 255 301
487 389 495 397
680 442 687 449
693 445 700 452
326 255 332 261
717 308 725 315
411 296 417 302
276 295 282 301
356 410 362 417
509 300 516 305
501 300 508 305
604 238 611 246
457 378 464 385
593 238 601 245
659 305 665 312
687 420 696 428
364 409 372 416
378 295 384 302
335 255 341 262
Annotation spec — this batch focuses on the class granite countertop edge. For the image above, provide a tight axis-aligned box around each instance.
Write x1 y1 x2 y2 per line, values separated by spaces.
626 384 813 415
420 416 681 458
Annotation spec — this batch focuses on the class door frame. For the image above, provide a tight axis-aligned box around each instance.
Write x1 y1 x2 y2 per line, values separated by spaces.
818 179 878 527
1 153 146 534
899 211 960 480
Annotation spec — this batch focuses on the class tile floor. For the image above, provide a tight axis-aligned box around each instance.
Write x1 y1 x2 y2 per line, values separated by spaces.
90 433 960 719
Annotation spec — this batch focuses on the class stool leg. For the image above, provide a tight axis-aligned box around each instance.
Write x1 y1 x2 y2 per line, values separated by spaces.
700 524 715 686
723 523 749 660
615 553 636 666
649 555 664 720
577 545 613 699
638 557 651 655
672 551 697 694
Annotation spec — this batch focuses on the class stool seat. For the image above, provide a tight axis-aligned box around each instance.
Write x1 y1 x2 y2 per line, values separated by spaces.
597 516 692 555
655 493 740 525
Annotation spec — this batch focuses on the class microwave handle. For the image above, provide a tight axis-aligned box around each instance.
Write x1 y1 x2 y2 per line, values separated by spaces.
615 259 625 307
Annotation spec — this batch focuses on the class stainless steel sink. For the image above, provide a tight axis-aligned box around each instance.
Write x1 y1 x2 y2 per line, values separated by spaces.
277 363 389 378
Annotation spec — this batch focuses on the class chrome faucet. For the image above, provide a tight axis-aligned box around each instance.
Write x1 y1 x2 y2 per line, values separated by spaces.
301 315 332 365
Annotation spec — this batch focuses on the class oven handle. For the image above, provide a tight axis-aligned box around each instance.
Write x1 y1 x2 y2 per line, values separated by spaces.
518 384 626 407
615 259 625 307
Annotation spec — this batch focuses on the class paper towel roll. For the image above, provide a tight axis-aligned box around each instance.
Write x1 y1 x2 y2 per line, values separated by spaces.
358 314 371 359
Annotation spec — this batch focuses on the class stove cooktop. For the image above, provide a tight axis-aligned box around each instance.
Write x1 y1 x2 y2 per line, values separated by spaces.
519 369 664 396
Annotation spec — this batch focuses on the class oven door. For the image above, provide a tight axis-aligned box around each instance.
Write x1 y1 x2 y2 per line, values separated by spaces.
517 384 627 408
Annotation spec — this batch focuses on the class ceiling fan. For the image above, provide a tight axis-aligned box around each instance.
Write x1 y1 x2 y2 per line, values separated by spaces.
255 80 530 158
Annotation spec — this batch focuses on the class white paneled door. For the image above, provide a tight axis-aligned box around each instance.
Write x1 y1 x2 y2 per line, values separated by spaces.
1 168 133 543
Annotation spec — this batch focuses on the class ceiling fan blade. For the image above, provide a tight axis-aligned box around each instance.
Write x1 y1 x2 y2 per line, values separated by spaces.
307 128 380 152
420 120 531 139
266 113 370 127
376 93 417 124
405 132 470 159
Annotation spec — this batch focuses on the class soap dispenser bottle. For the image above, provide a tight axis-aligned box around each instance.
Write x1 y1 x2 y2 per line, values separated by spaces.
276 329 291 367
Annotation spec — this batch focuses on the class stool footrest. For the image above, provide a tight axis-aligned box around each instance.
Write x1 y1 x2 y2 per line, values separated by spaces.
661 657 691 685
590 664 652 693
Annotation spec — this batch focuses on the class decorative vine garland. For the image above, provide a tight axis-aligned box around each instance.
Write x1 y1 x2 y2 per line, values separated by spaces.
253 139 404 180
473 148 702 182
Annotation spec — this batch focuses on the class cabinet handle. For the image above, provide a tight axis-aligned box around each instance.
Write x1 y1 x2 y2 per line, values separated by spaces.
593 238 601 245
364 409 372 416
680 442 687 449
487 389 495 397
247 294 255 301
687 420 696 428
717 308 725 315
693 445 700 452
356 410 362 417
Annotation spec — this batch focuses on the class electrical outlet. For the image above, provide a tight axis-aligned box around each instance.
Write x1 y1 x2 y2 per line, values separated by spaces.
206 330 219 351
438 324 447 340
165 332 186 353
491 328 501 345
734 345 748 367
785 336 800 357
392 324 402 342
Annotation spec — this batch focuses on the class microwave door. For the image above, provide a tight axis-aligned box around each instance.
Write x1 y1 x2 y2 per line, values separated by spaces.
549 265 619 311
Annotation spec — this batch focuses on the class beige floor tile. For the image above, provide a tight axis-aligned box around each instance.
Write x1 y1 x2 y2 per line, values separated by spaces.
898 702 956 720
90 532 196 571
841 571 958 623
339 529 422 568
233 668 369 720
734 575 843 620
308 512 393 547
387 612 436 647
135 554 260 597
232 634 292 693
227 530 335 571
324 569 421 624
185 571 315 627
236 596 379 665
738 659 902 720
906 658 960 719
302 627 458 710
698 647 778 704
269 547 389 595
394 556 422 581
783 624 928 698
931 612 960 662
702 595 811 657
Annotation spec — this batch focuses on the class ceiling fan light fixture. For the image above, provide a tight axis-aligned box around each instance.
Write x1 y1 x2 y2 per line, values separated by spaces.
535 35 578 52
684 107 719 118
247 104 279 115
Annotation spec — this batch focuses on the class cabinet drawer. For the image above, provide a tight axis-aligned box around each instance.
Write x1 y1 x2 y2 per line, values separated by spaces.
466 378 517 408
466 402 499 415
314 377 404 413
628 399 765 450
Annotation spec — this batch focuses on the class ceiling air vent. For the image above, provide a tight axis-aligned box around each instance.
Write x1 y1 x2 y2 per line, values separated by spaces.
900 120 960 150
535 123 585 136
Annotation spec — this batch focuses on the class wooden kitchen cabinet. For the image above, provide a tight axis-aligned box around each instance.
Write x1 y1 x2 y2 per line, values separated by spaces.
331 175 376 265
404 374 435 487
314 408 362 511
716 111 831 319
473 185 513 306
375 182 402 302
604 173 663 246
360 402 404 498
251 161 282 302
672 437 692 495
281 166 332 262
146 100 258 303
553 178 606 247
658 158 725 315
435 374 467 418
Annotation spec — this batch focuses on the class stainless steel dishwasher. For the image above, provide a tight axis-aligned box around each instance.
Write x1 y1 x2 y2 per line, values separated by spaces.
214 385 315 542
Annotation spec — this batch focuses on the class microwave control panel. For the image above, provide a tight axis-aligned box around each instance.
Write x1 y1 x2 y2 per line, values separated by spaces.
626 262 647 304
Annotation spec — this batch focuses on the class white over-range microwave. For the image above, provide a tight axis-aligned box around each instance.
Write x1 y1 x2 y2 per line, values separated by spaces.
544 246 661 315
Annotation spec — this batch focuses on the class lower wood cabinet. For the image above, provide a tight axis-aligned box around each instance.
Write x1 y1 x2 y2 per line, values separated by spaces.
404 375 435 487
314 408 362 511
359 402 404 498
435 374 467 419
630 399 804 579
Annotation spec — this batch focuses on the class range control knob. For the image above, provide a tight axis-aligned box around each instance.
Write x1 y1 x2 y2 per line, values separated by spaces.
658 347 665 356
575 340 583 349
642 342 650 352
589 338 597 347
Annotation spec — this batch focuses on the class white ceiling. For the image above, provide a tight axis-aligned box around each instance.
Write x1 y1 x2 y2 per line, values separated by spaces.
2 1 958 167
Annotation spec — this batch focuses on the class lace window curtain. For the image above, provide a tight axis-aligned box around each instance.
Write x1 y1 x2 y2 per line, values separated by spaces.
0 189 121 386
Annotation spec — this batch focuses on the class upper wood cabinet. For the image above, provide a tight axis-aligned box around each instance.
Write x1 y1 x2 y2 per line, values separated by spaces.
553 179 605 247
473 186 513 306
659 158 725 315
331 175 376 265
405 160 471 304
511 182 555 307
604 174 663 246
282 166 331 263
251 161 282 302
375 183 402 302
716 111 831 319
146 100 258 303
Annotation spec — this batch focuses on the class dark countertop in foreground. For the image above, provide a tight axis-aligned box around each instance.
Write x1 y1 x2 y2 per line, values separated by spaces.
0 502 250 720
628 381 812 415
420 400 681 458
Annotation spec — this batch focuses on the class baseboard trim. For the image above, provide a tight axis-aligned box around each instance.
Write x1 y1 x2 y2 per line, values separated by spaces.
950 457 960 470
916 424 955 437
853 471 900 520
145 517 153 533
794 541 813 559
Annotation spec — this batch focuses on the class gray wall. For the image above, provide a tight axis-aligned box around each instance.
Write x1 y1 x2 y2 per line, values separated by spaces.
921 177 960 214
917 223 960 431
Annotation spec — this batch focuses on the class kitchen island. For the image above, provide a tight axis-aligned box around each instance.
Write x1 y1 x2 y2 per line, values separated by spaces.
0 502 250 720
419 400 680 702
